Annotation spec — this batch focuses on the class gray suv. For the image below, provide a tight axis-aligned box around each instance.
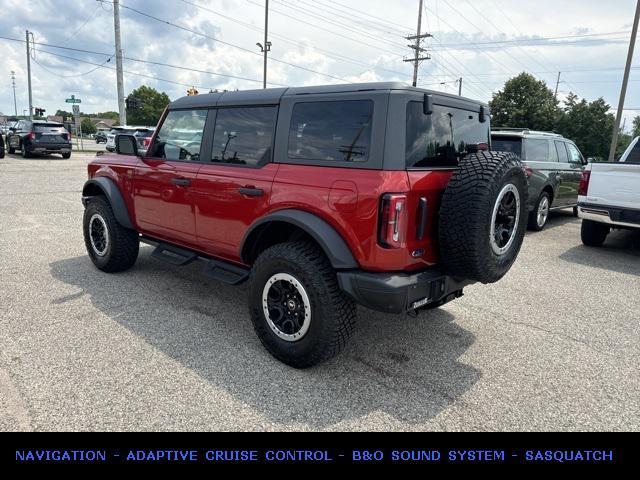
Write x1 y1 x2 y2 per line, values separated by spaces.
491 129 587 231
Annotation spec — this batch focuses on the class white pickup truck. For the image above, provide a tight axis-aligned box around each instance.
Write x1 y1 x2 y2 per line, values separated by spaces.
578 136 640 246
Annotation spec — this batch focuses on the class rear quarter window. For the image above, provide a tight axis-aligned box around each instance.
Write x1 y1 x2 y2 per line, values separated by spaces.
624 140 640 164
287 100 373 163
491 136 522 157
406 102 489 168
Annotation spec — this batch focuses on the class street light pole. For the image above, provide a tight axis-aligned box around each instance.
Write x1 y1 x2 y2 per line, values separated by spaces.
609 0 640 162
256 0 271 89
25 30 34 121
10 71 18 117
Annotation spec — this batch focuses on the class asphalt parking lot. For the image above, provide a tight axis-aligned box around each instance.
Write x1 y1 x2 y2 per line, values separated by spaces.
1 152 639 432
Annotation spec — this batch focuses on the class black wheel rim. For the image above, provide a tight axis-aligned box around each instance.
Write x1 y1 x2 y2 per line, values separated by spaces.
262 273 311 342
89 214 109 256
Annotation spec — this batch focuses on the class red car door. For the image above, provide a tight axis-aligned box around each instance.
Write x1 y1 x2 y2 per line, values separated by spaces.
133 109 208 247
192 106 279 262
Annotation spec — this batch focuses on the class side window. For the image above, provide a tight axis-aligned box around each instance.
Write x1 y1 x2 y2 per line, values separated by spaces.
211 106 277 166
149 109 207 161
406 102 489 168
525 139 550 162
555 141 569 163
566 143 583 164
288 100 373 163
625 141 640 164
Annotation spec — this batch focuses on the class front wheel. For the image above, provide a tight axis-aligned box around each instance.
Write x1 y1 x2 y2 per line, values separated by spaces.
62 152 71 159
249 242 356 368
581 219 609 247
83 196 139 272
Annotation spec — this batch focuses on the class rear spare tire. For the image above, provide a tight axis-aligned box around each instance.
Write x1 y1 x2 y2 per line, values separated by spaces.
438 151 528 284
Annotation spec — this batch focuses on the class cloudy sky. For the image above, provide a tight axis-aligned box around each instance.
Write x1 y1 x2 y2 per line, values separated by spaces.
1 0 639 128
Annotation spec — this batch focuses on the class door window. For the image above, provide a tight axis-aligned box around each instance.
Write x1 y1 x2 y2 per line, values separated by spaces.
566 143 584 164
211 106 277 166
555 141 569 163
149 109 207 161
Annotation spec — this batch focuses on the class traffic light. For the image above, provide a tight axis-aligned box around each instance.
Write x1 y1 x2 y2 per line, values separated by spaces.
34 107 45 117
187 87 199 96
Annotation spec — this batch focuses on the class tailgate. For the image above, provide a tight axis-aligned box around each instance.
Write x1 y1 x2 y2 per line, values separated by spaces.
587 163 640 210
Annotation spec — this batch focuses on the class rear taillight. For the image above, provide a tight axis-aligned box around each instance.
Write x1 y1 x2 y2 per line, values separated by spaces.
143 137 152 147
578 170 591 196
27 132 35 140
378 193 407 248
523 166 533 178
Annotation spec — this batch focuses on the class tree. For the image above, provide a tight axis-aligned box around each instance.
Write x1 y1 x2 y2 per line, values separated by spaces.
126 86 170 126
555 93 615 159
489 73 560 131
632 115 640 138
81 118 96 135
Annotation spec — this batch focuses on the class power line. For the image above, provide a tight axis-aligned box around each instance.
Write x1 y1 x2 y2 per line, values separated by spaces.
0 35 288 86
96 0 353 83
180 0 410 78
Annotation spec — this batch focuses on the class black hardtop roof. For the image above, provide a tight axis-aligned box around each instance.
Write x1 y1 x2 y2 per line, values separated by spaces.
169 82 487 110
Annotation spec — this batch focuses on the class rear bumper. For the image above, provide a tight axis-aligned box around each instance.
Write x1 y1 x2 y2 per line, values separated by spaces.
28 143 72 154
337 268 472 314
578 203 640 229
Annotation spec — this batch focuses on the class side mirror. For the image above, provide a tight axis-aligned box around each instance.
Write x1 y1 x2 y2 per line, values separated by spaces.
115 134 139 156
479 105 487 123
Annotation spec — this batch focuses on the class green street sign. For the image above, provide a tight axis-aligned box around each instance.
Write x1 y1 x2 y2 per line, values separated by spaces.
65 95 81 104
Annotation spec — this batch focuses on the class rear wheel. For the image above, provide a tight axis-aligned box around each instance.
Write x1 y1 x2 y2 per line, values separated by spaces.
249 242 356 368
528 191 551 231
581 219 609 247
83 196 139 272
62 152 71 159
439 151 528 284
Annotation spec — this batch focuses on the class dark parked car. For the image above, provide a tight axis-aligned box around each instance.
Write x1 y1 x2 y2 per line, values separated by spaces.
95 131 108 144
81 82 527 367
491 129 587 231
8 120 72 158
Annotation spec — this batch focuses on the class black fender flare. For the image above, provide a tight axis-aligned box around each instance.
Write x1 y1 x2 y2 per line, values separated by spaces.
240 209 358 269
82 177 135 230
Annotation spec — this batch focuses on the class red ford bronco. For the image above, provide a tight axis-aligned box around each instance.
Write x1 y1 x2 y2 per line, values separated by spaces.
82 82 527 368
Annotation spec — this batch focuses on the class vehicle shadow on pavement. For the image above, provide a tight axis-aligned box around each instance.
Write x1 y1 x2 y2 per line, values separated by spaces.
559 229 640 276
540 209 578 231
49 249 480 428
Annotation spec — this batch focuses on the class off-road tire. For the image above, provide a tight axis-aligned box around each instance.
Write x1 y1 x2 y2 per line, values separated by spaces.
249 241 356 368
439 151 528 284
581 219 609 247
528 191 551 231
83 196 139 272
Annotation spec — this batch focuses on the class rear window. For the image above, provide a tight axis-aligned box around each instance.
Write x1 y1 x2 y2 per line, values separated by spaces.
34 123 65 132
491 136 522 157
288 100 373 163
406 102 489 168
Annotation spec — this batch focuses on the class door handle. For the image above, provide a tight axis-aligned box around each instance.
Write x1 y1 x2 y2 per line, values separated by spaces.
238 186 264 197
171 177 191 187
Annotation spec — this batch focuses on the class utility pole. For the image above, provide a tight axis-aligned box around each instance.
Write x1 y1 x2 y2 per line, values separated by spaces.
113 0 126 126
10 71 18 117
609 0 640 162
554 72 561 100
256 0 271 89
25 30 34 121
404 0 431 87
458 77 463 96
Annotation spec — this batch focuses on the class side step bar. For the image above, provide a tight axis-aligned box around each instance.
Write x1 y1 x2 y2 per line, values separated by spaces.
141 236 250 285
